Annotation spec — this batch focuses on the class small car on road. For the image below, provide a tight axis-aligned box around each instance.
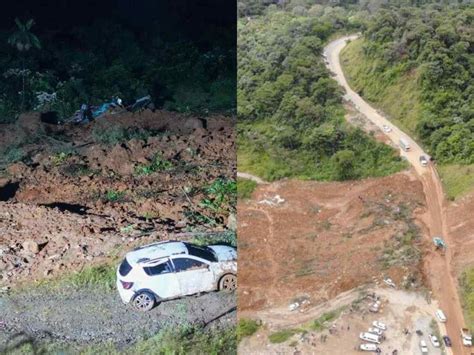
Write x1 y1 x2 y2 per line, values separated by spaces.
382 125 392 133
372 320 387 330
117 241 237 311
419 155 428 167
443 335 452 347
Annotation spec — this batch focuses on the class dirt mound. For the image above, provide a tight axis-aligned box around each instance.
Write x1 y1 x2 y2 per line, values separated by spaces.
0 110 236 286
238 172 429 312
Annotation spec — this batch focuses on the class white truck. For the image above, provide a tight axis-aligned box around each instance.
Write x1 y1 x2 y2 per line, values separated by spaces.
359 332 381 344
399 138 410 152
461 328 472 346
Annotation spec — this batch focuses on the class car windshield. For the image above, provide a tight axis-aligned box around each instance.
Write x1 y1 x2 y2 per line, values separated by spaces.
185 243 217 262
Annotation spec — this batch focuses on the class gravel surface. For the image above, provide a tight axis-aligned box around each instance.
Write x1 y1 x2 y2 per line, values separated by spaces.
0 287 236 350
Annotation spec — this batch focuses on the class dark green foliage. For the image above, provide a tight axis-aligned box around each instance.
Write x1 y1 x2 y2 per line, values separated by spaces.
238 11 406 181
0 20 236 121
134 154 174 176
354 5 474 164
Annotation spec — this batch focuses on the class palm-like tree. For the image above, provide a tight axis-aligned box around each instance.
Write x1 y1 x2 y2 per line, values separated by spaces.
7 18 41 111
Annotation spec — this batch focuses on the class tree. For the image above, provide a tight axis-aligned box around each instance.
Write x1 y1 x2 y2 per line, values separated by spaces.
332 149 357 180
7 18 41 111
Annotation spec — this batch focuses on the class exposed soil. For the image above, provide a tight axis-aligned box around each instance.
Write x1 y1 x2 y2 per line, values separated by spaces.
238 171 429 312
0 110 236 286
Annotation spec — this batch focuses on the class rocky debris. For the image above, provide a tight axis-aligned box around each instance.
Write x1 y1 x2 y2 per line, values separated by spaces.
0 111 236 286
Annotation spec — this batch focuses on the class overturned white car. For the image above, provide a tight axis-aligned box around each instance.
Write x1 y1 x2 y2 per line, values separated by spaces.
117 241 237 311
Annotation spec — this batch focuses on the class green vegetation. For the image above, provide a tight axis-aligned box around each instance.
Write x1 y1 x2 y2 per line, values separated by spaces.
268 329 300 344
5 325 236 355
310 310 339 331
237 178 257 200
460 267 474 331
30 264 117 292
238 10 406 182
340 5 473 167
200 178 237 212
438 164 474 200
134 154 174 176
237 318 261 341
104 190 126 203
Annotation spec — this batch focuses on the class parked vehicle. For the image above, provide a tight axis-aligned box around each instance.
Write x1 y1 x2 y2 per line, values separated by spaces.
369 301 381 313
383 278 396 288
419 340 429 353
116 241 237 311
461 328 473 346
435 309 447 322
429 334 441 348
368 327 384 336
359 343 379 352
382 125 392 133
360 332 381 344
419 155 428 167
372 321 387 331
443 335 452 347
399 138 410 151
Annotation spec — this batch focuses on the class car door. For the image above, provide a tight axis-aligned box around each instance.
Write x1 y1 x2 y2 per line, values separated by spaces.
141 259 180 299
171 257 215 296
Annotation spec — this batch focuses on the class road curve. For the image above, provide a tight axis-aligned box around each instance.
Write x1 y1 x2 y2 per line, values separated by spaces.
324 35 468 355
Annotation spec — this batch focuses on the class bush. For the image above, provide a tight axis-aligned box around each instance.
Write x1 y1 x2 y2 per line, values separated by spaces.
237 178 257 200
237 318 261 341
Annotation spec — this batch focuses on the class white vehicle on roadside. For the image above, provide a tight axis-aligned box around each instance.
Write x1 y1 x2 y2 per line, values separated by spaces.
372 320 387 331
360 343 378 351
419 155 429 167
461 328 473 346
382 125 392 133
368 327 384 336
360 332 381 344
116 241 237 311
383 278 396 288
399 137 410 152
420 340 429 353
429 334 441 348
435 309 447 322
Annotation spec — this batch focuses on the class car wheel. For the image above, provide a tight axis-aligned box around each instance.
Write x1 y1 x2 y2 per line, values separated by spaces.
132 291 155 311
219 274 237 292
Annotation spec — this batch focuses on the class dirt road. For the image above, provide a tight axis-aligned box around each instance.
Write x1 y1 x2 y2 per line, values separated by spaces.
325 36 468 355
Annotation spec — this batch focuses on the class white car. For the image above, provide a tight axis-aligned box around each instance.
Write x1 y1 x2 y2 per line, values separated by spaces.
372 321 387 331
420 340 429 353
419 155 429 167
382 125 392 133
384 278 396 288
368 327 383 336
429 334 441 348
360 343 378 351
117 241 237 311
435 309 446 322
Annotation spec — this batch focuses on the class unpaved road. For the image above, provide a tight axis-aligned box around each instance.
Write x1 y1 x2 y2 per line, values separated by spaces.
237 172 266 184
325 35 468 355
0 286 235 351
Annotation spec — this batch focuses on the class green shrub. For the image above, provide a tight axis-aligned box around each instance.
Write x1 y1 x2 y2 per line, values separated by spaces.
268 329 298 344
237 318 261 341
237 178 257 200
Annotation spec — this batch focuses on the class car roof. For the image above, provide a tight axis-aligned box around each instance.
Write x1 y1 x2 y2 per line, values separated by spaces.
126 241 188 264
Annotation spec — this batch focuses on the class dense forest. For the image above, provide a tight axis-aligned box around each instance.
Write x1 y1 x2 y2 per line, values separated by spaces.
0 4 236 123
238 8 406 181
341 4 473 165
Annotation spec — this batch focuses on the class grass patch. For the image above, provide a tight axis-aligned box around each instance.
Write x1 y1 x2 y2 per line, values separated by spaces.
310 310 340 331
237 318 261 341
268 329 301 344
460 267 474 332
29 264 117 292
237 178 257 200
104 190 126 202
438 164 474 200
